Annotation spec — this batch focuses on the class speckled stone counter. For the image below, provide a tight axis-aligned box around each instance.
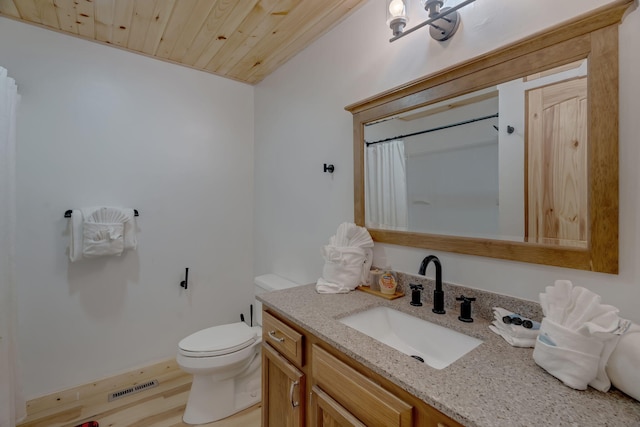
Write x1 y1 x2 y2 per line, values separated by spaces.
258 284 640 427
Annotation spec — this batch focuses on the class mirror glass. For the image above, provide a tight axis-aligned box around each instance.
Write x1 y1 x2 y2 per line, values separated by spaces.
364 60 588 248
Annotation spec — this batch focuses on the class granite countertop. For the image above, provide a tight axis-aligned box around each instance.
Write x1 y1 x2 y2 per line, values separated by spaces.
258 284 640 427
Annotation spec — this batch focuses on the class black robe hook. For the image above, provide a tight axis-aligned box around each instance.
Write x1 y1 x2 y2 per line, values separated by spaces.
180 268 189 290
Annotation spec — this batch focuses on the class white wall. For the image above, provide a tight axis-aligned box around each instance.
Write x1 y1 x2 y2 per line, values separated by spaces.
0 18 255 399
254 0 640 324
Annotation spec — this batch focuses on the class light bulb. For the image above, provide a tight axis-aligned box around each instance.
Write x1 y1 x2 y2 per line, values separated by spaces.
388 0 406 17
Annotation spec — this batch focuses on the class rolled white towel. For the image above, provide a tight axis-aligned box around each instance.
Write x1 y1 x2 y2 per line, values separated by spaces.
580 314 627 392
605 322 640 401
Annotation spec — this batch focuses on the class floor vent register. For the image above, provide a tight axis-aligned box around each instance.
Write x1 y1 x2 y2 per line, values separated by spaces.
108 379 159 402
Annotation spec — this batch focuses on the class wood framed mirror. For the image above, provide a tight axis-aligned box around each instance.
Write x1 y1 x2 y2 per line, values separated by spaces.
346 1 632 274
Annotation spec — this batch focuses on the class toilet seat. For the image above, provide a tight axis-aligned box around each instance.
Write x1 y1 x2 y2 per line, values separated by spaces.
179 322 257 358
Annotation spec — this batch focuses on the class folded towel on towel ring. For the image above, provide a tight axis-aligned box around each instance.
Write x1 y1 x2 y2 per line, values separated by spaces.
68 207 137 262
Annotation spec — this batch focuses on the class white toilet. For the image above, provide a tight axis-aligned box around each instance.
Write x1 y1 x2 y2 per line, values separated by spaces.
176 274 300 425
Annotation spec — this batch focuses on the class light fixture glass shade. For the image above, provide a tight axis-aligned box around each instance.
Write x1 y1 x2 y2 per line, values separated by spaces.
387 0 410 36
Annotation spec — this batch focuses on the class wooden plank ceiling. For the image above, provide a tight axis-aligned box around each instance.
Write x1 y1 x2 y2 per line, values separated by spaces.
0 0 368 85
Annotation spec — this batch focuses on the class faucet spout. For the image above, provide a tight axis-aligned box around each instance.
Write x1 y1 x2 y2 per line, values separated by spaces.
419 255 445 314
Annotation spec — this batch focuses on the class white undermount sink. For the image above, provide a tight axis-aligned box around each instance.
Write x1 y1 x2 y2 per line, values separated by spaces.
339 306 482 369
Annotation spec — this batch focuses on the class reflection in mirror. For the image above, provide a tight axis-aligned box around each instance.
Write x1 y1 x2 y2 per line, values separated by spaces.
364 60 588 248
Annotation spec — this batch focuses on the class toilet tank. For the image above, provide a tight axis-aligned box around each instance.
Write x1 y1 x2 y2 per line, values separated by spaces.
254 274 300 326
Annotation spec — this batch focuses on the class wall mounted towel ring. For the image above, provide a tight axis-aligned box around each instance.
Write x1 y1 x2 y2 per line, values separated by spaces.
64 209 139 218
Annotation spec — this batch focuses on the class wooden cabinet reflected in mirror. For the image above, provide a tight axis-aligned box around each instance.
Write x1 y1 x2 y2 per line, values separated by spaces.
346 2 632 273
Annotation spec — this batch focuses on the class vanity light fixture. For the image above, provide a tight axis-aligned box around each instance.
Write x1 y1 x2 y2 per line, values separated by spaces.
387 0 476 42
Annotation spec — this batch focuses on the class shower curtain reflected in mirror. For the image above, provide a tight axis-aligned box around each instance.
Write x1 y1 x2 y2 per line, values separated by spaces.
365 140 408 230
0 66 26 427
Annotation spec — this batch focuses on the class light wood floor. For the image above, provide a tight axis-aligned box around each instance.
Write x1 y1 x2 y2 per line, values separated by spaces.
19 372 261 427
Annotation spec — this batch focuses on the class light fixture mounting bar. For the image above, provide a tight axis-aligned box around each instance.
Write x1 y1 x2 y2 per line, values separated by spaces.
390 0 476 42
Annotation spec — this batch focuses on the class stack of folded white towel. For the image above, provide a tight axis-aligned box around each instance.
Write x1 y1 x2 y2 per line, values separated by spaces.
533 280 630 392
316 222 373 294
489 307 540 348
69 207 137 262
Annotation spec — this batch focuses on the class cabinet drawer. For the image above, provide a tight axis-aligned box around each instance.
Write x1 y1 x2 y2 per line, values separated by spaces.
312 345 413 427
262 311 304 367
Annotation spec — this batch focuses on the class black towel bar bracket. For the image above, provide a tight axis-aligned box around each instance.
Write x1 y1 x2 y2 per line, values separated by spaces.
64 209 139 218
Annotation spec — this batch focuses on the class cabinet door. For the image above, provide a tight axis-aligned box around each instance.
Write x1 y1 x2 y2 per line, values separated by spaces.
311 385 367 427
262 342 305 427
312 345 413 427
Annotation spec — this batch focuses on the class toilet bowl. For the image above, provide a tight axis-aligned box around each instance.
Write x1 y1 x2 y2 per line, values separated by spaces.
177 274 300 424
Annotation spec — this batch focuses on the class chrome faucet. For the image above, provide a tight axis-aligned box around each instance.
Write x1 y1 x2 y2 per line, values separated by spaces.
419 255 445 314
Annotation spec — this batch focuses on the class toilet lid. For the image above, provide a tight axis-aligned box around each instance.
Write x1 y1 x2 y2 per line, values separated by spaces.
178 322 257 357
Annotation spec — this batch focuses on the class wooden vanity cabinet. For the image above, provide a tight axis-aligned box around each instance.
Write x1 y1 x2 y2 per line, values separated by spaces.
262 311 306 427
262 309 463 427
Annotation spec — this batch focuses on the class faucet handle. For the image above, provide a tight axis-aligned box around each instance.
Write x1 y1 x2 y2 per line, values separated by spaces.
409 283 423 306
457 295 476 323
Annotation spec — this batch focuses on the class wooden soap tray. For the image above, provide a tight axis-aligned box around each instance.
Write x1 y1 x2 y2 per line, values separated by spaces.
356 286 404 300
